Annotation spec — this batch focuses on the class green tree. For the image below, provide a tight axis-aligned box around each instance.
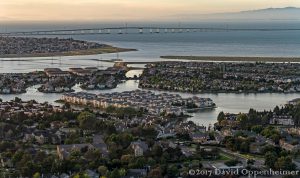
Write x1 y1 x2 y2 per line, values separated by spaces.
77 111 96 130
119 168 126 177
84 149 101 162
247 159 255 166
217 111 225 123
147 167 163 178
110 168 120 178
14 97 22 102
33 172 41 178
251 125 263 134
225 159 241 167
237 113 249 129
151 144 163 157
274 106 280 115
63 102 71 109
167 164 179 177
121 154 134 165
12 151 24 165
98 165 108 176
73 173 90 178
240 141 250 153
264 151 278 169
106 106 117 113
275 156 296 171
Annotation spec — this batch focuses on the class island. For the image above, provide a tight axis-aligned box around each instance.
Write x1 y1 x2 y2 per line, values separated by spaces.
0 36 136 58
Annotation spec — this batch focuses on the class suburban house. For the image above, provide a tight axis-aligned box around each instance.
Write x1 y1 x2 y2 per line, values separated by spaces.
57 135 108 159
288 98 300 106
190 133 208 143
269 114 295 126
130 141 149 157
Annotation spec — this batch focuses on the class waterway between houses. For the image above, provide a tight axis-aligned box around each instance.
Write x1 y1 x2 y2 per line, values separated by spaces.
1 69 300 127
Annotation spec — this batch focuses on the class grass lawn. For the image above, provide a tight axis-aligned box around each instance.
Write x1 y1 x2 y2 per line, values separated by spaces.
218 153 233 161
239 153 264 159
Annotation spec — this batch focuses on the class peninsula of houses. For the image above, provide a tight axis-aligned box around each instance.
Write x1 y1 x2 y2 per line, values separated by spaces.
139 61 300 93
3 61 300 95
0 36 135 58
61 90 215 116
0 64 127 94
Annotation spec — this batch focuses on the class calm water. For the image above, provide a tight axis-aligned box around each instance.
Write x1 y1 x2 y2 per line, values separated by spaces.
1 22 300 72
1 22 300 126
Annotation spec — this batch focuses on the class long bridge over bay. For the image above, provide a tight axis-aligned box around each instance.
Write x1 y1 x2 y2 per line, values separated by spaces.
1 26 300 36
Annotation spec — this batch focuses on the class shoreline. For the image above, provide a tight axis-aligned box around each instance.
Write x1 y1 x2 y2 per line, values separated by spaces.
0 45 136 58
160 56 300 62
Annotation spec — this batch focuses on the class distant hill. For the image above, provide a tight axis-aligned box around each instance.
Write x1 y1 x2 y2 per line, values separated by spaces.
215 7 300 20
181 7 300 21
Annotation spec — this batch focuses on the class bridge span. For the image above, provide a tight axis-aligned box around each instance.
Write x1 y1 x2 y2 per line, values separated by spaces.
1 26 300 36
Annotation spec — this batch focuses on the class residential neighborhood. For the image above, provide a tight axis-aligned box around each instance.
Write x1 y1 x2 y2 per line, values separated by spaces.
0 37 105 56
1 90 300 177
61 90 215 116
0 65 127 94
1 60 300 177
139 62 300 93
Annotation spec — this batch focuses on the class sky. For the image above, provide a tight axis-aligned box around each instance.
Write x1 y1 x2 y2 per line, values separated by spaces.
1 0 300 22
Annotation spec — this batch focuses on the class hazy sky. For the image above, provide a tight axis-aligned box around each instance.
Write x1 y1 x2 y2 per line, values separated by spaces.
1 0 299 22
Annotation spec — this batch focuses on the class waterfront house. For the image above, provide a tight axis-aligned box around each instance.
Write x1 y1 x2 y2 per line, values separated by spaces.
198 126 206 133
44 68 71 77
269 114 294 126
288 98 300 106
62 90 215 116
190 133 208 143
69 68 92 76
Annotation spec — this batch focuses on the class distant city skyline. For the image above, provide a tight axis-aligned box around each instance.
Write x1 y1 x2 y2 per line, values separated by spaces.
1 0 300 22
